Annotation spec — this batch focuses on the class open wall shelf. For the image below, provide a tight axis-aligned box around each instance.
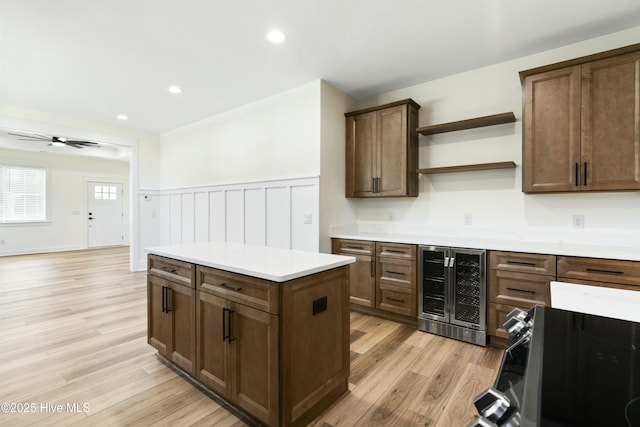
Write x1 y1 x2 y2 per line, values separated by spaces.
417 112 516 135
418 161 516 175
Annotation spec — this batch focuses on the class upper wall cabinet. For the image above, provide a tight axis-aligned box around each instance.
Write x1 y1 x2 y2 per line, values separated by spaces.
521 44 640 193
345 99 420 198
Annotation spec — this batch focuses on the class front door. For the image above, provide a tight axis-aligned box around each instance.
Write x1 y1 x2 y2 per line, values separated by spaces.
87 181 124 247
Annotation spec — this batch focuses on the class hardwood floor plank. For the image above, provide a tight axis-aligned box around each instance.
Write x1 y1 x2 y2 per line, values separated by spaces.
0 247 503 426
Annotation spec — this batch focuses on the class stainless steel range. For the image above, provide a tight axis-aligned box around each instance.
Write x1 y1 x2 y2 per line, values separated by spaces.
418 245 486 346
469 305 640 426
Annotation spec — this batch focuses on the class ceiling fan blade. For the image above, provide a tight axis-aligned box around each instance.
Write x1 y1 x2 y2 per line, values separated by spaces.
9 133 51 141
65 140 99 146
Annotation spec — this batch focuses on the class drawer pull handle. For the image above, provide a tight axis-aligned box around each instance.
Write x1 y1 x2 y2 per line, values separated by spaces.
507 287 534 294
220 283 243 292
585 268 624 276
386 270 406 276
387 297 405 303
344 246 364 250
506 261 536 267
161 266 178 273
385 249 406 254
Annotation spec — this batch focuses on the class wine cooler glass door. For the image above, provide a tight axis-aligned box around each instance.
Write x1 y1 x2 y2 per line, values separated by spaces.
419 247 449 322
450 249 486 330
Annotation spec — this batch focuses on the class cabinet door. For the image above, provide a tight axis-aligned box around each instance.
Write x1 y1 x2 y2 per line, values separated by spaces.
522 66 582 193
229 303 279 426
147 275 169 355
347 254 376 307
377 105 408 196
581 51 640 191
196 291 231 397
166 281 195 374
346 112 377 197
331 239 375 307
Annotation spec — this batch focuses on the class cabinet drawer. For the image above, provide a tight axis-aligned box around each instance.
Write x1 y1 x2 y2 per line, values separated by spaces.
377 258 415 290
557 256 640 287
376 283 415 317
148 254 194 287
489 251 556 276
331 239 375 256
489 269 551 306
377 242 416 260
197 266 279 315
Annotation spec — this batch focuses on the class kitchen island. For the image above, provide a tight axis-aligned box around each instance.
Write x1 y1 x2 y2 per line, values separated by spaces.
146 242 355 427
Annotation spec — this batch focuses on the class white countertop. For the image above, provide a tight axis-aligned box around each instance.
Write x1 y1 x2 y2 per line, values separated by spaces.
146 242 355 282
331 224 640 261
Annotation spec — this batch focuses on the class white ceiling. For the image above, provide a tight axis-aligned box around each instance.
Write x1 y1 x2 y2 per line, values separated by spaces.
2 0 640 135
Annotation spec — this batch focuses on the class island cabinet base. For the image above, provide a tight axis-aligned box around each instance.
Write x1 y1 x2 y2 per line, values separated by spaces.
147 254 350 427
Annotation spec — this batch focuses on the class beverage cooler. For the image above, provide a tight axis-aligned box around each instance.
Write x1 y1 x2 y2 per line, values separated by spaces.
418 246 486 346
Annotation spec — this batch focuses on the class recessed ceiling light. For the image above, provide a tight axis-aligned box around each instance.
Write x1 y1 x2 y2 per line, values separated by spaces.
168 85 183 94
117 114 128 121
267 30 286 43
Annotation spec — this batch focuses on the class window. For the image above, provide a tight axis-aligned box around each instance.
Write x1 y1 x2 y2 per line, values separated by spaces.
0 164 47 223
94 185 118 201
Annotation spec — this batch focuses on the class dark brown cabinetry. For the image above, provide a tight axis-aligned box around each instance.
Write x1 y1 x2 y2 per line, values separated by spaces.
557 256 640 291
376 242 417 317
196 267 279 426
487 251 555 347
147 255 196 374
147 253 350 427
521 46 640 193
331 238 417 324
345 99 420 198
331 239 375 307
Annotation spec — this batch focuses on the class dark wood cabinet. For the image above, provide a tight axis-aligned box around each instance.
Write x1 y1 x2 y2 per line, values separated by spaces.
196 284 279 426
376 242 416 317
557 256 640 290
147 255 196 375
331 238 417 324
522 46 640 193
345 99 420 197
331 239 375 307
487 251 555 347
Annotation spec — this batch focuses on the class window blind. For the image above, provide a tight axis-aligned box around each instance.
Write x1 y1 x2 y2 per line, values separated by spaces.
0 164 47 222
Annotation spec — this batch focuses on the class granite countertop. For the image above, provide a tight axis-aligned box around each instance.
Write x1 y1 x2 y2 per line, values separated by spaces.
146 242 355 282
330 225 640 261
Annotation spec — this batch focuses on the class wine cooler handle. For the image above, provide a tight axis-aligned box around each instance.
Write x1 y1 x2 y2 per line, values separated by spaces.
448 257 455 268
444 256 450 268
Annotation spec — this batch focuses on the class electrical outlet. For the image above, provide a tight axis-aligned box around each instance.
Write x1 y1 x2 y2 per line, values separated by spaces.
463 213 472 226
572 215 584 229
386 212 394 221
303 213 312 224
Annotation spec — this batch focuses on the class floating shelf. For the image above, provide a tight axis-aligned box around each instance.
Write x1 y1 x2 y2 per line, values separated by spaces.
417 161 516 175
416 112 516 136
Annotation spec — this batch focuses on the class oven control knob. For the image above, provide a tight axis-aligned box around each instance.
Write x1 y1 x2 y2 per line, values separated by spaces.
504 308 528 336
473 387 512 423
466 415 498 427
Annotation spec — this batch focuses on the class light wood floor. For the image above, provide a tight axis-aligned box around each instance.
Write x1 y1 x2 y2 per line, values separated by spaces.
0 247 503 426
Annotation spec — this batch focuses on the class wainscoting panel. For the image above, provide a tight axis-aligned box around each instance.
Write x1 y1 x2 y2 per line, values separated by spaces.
266 186 290 249
181 193 195 245
141 177 319 268
244 188 266 246
194 192 209 243
209 191 225 242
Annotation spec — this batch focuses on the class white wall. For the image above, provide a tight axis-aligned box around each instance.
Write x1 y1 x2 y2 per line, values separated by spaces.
136 81 328 267
0 148 129 255
348 26 640 237
319 81 358 252
158 81 322 188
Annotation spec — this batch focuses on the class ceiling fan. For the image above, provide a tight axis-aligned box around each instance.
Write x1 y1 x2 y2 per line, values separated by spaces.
8 131 101 149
